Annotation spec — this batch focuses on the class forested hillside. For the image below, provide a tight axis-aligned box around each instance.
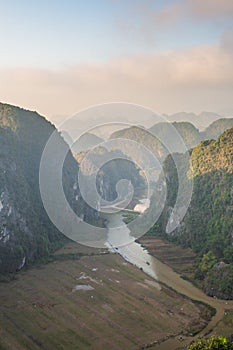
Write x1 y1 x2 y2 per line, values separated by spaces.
110 122 201 161
167 111 224 130
74 147 146 205
151 127 233 299
0 103 89 274
110 119 233 159
203 118 233 140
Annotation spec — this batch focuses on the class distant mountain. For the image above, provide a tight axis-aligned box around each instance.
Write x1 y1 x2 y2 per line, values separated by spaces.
110 118 233 160
167 111 224 130
202 118 233 140
0 103 95 274
167 112 197 124
149 121 201 150
152 127 233 299
110 126 166 160
198 112 223 130
71 132 104 152
110 121 201 162
73 146 146 208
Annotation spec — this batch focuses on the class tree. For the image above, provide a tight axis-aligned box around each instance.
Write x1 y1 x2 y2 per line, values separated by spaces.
188 336 233 350
199 251 217 275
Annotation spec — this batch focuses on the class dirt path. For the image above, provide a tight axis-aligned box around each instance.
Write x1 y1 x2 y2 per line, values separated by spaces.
107 215 233 349
144 254 233 349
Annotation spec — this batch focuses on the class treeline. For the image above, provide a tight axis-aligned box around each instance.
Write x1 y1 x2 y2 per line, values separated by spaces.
0 103 88 274
150 127 233 299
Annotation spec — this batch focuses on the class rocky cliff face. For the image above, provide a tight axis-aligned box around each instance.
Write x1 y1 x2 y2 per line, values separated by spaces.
0 126 33 272
0 103 96 274
74 147 146 209
151 127 233 299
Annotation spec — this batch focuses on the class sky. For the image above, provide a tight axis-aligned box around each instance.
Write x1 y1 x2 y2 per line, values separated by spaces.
0 0 233 124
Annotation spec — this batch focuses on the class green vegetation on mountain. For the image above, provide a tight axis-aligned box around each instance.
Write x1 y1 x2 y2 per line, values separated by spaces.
71 132 104 152
151 127 233 299
74 147 146 204
168 111 223 130
110 122 201 161
150 121 201 149
187 336 233 350
110 119 233 163
110 125 166 160
190 129 233 175
203 118 233 140
0 102 90 274
110 118 232 155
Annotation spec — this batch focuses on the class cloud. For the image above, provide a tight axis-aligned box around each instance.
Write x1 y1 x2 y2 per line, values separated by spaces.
115 1 233 46
189 0 233 19
0 43 232 122
155 0 233 27
221 27 233 53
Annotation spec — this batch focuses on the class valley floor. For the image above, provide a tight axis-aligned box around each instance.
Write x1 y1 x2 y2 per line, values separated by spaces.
139 237 233 349
0 241 212 350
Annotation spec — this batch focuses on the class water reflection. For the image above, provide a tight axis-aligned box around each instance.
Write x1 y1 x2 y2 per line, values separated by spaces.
106 213 158 279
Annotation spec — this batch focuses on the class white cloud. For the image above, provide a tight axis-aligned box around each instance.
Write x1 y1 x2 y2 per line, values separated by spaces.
154 0 233 27
0 43 232 122
189 0 233 19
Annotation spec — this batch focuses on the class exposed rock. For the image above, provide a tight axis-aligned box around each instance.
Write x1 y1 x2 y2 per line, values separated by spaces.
0 102 97 273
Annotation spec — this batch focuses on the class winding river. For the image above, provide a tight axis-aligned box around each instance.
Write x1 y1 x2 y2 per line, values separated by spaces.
106 213 233 350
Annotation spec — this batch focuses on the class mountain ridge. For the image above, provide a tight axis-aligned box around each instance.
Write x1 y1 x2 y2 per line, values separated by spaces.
151 127 233 299
0 102 94 273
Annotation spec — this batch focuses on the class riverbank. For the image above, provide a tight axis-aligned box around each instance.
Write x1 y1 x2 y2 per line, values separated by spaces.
139 236 233 350
139 237 198 284
0 240 212 350
1 214 232 350
105 214 233 349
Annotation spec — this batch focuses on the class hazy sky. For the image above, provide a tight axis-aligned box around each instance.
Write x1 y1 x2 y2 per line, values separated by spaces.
0 0 233 123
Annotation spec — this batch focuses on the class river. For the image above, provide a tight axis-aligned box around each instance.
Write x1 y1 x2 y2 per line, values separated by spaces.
106 213 233 350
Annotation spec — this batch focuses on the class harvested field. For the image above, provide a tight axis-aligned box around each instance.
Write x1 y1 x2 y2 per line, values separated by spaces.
0 242 209 350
